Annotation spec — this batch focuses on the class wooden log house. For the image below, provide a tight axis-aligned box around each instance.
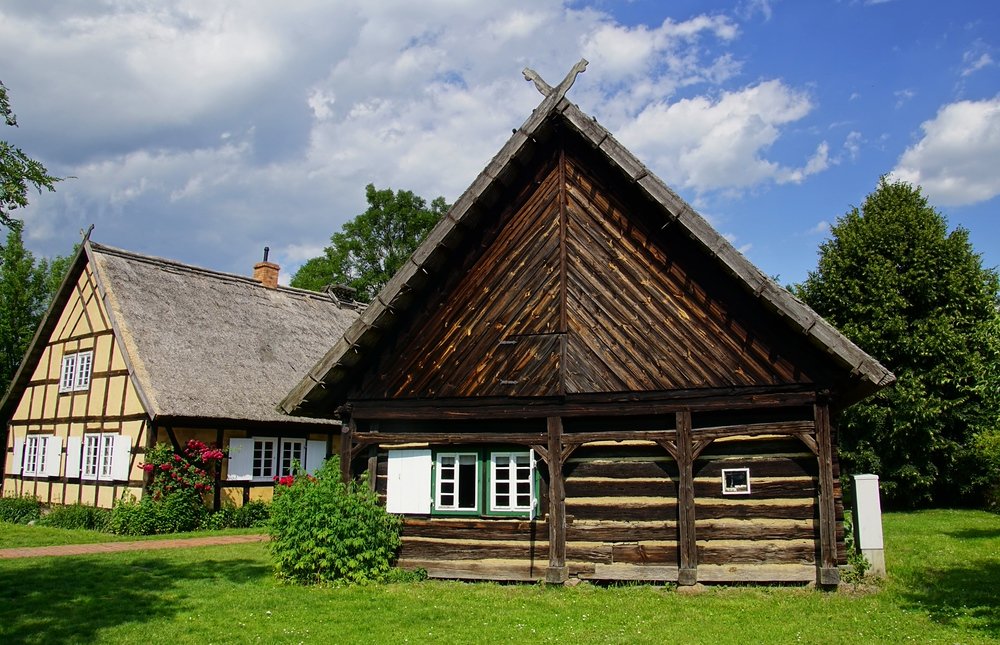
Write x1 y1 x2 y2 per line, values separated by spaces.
280 63 895 585
2 240 360 508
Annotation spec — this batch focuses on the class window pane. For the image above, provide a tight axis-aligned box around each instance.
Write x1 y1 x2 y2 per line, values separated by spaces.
436 453 478 511
491 452 533 512
100 435 114 478
84 435 100 478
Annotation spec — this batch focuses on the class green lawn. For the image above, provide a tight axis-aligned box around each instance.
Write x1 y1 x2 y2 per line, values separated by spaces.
0 509 997 644
0 524 263 549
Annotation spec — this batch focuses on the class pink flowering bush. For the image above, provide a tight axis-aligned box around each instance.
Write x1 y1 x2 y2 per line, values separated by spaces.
142 440 226 500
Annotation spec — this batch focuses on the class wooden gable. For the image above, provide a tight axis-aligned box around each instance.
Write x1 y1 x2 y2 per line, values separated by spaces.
355 133 831 401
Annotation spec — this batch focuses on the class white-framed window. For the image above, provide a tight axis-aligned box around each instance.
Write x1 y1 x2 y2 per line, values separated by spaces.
252 438 278 480
23 435 46 476
80 433 129 481
722 467 751 495
490 452 534 513
408 448 538 517
279 438 305 476
227 437 327 482
435 452 479 512
59 350 94 393
16 434 62 478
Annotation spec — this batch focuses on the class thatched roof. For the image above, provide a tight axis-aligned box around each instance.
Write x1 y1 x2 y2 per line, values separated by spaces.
280 61 894 417
0 240 362 427
89 243 361 425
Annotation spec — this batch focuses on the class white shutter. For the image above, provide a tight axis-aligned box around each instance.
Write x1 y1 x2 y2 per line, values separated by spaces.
227 438 254 481
65 437 83 479
305 440 326 474
11 437 25 475
386 449 432 514
110 434 132 481
43 436 63 477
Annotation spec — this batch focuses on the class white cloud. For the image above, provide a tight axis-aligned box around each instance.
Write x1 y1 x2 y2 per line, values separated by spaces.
890 97 1000 206
806 220 830 235
0 1 825 276
843 131 863 161
962 52 994 77
616 80 825 192
894 88 916 109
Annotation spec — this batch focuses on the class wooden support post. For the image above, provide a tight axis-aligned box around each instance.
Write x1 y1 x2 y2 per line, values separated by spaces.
367 445 378 492
340 417 355 484
815 402 840 586
546 416 568 583
676 410 697 585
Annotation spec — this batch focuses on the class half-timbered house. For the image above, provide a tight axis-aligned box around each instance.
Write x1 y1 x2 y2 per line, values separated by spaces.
2 240 359 508
280 63 895 585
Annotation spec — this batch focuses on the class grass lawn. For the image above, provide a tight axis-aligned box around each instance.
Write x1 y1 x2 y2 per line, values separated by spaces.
0 523 263 549
0 509 997 644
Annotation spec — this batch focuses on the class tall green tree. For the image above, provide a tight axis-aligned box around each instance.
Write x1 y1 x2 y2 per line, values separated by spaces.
796 178 1000 508
0 227 70 397
1 81 60 231
291 184 448 301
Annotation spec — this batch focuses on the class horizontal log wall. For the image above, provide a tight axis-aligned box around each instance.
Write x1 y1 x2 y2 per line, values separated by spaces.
378 425 841 580
694 434 828 566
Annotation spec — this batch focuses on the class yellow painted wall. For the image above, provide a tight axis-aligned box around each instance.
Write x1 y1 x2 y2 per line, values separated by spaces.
3 263 151 508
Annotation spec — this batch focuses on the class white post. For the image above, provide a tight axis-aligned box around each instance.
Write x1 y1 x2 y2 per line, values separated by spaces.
852 474 886 577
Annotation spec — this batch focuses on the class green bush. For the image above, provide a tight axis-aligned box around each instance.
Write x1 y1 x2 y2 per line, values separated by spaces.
108 489 207 536
201 500 270 530
841 510 871 584
39 503 111 531
269 458 402 585
971 429 1000 512
0 495 41 524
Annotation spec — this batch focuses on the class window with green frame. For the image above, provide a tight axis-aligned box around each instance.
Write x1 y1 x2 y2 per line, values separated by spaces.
430 448 538 518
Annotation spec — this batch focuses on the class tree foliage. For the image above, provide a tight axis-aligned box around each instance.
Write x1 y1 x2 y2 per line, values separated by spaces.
796 178 1000 508
291 184 448 301
0 227 70 397
0 81 60 230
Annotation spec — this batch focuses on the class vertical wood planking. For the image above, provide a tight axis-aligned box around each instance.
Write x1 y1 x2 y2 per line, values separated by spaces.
815 401 839 584
546 416 567 582
676 409 697 584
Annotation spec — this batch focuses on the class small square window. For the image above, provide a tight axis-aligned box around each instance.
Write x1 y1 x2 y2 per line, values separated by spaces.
722 468 751 495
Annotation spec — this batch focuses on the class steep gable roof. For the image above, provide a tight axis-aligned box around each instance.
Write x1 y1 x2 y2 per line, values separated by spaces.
280 62 894 417
1 240 362 426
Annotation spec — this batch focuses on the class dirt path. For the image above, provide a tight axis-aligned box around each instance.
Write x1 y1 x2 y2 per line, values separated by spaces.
0 533 268 559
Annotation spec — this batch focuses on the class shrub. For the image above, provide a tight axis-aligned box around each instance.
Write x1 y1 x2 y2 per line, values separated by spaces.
269 457 402 585
108 489 207 536
142 440 225 499
201 500 270 530
0 495 41 524
39 503 111 531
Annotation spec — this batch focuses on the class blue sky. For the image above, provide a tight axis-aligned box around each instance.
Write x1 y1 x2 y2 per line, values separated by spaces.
1 0 997 286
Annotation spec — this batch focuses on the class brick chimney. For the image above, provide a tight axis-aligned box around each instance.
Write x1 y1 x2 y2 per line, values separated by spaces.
253 247 279 289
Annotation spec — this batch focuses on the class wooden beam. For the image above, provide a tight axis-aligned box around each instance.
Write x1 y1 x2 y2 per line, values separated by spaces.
814 402 839 585
546 416 568 583
353 431 548 446
340 417 355 484
530 444 550 464
676 409 697 585
348 386 818 420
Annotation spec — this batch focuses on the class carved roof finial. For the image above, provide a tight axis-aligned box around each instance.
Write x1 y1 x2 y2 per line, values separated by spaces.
523 58 588 100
